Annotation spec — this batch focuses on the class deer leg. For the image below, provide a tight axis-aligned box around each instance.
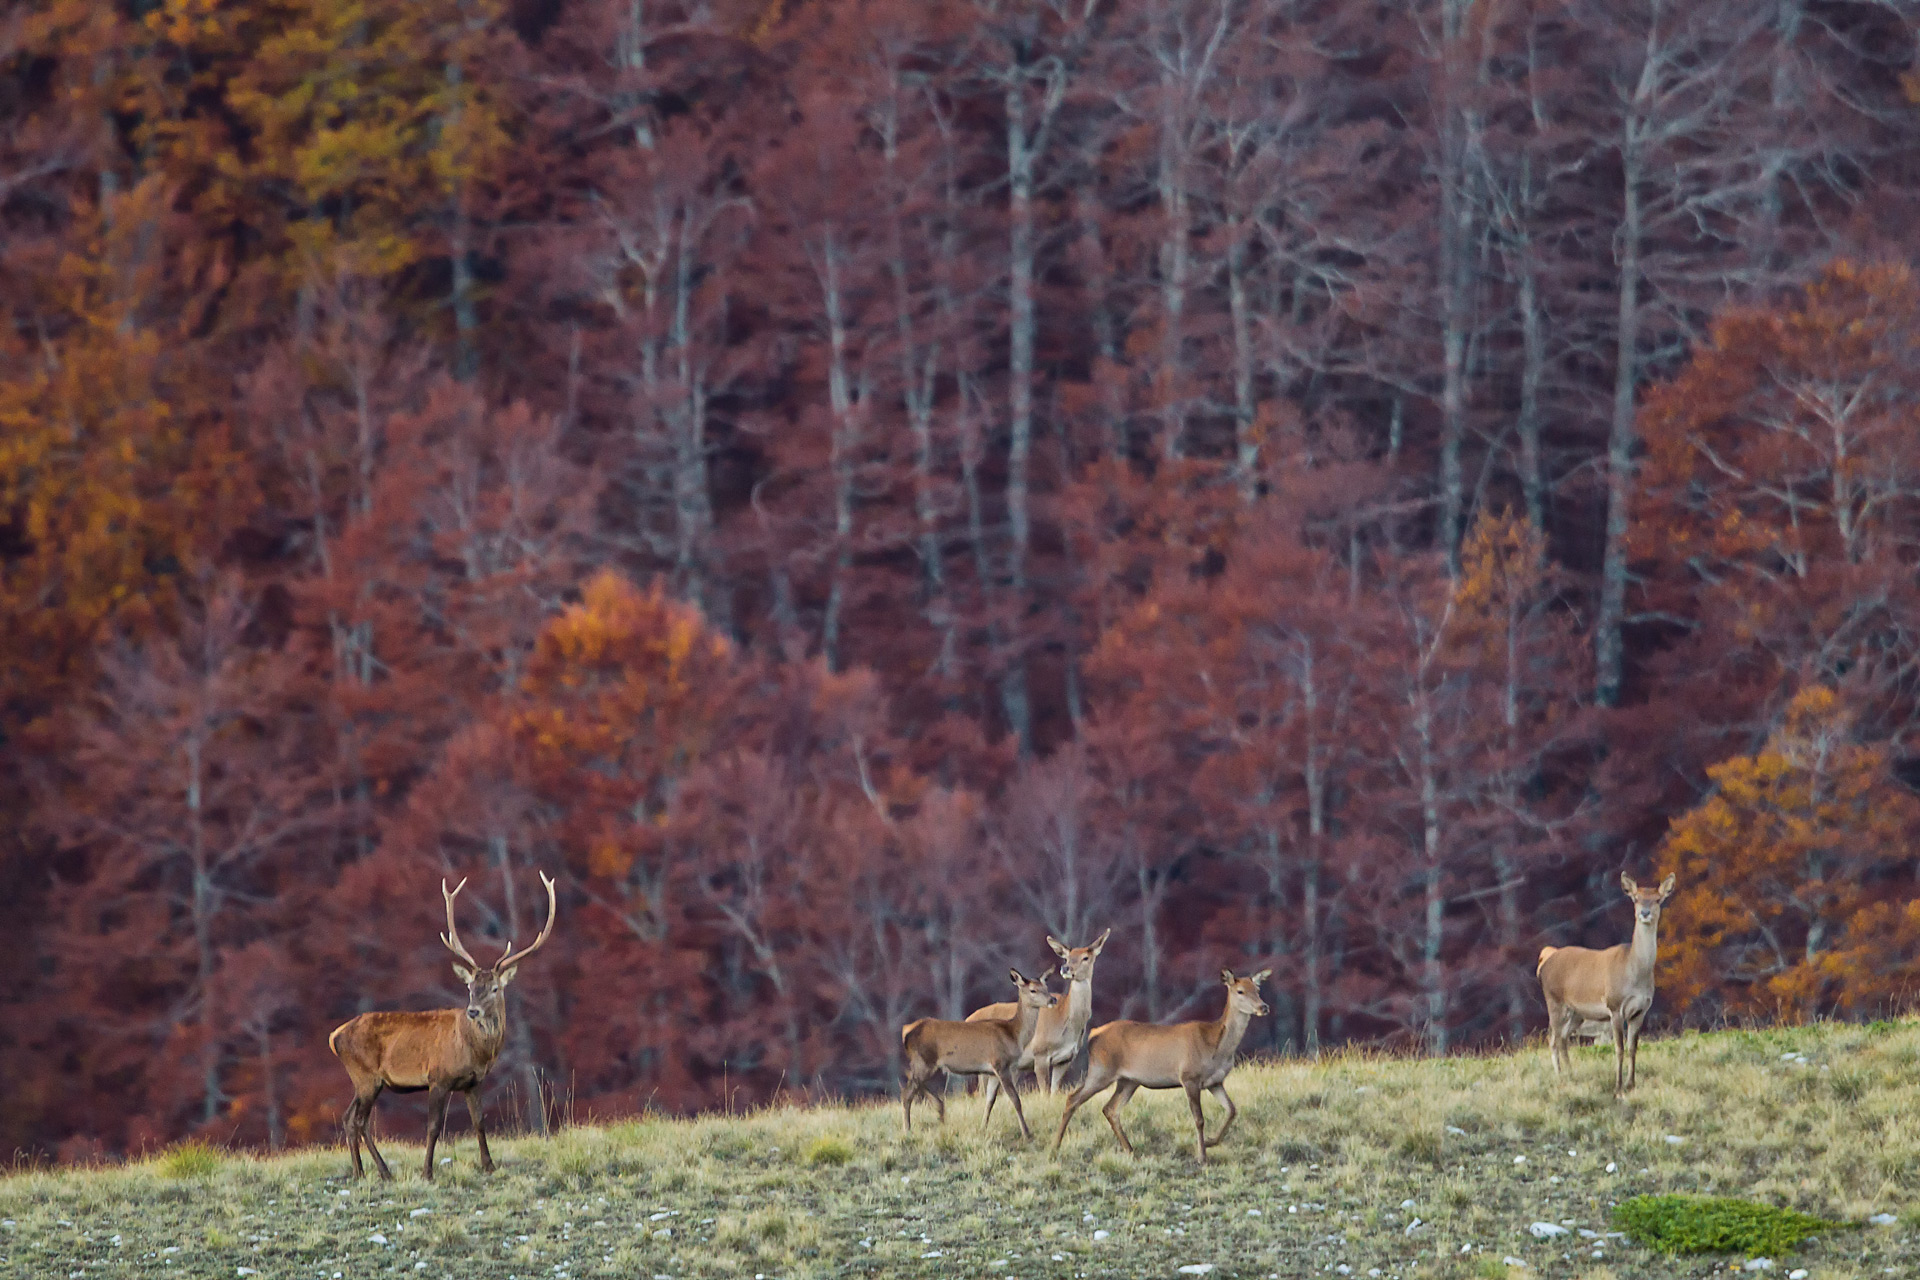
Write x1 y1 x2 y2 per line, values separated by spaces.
996 1065 1033 1139
1204 1083 1238 1149
1626 1011 1645 1091
902 1070 923 1132
1543 998 1564 1077
360 1086 394 1182
1101 1080 1140 1156
422 1085 452 1181
343 1095 367 1178
465 1088 494 1173
982 1070 1002 1123
1053 1064 1115 1153
1184 1081 1210 1165
1611 1013 1628 1099
931 1071 948 1123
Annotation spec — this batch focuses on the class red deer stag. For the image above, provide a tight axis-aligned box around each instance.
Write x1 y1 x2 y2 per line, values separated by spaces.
327 872 557 1180
901 970 1058 1138
1053 967 1271 1165
1537 871 1675 1098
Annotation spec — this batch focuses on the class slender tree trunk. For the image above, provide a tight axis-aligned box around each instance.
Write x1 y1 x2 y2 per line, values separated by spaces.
1228 221 1258 502
1436 0 1474 574
1596 107 1646 708
817 232 858 672
258 1023 282 1150
1002 71 1037 753
187 735 221 1126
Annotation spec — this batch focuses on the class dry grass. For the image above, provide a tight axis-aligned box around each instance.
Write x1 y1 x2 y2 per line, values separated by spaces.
3 1020 1917 1278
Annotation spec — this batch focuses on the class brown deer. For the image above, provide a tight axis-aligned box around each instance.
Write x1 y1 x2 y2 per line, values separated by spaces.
1537 871 1674 1098
327 871 557 1180
1053 967 1271 1165
901 969 1058 1138
967 928 1110 1107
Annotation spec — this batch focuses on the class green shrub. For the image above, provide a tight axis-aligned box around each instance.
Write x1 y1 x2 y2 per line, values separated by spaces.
155 1142 220 1180
803 1136 853 1167
1613 1194 1850 1256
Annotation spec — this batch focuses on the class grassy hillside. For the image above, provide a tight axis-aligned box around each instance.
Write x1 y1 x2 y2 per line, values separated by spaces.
5 1021 1918 1280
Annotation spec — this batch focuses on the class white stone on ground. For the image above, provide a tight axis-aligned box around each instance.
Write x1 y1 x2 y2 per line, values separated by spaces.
1528 1222 1569 1239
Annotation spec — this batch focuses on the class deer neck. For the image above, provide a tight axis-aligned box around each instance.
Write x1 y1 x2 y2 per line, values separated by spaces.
1012 998 1045 1049
1624 913 1660 991
461 1001 508 1066
1063 967 1094 1033
1206 1000 1254 1066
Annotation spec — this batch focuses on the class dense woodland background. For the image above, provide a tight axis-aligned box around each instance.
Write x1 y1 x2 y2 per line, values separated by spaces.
5 0 1920 1162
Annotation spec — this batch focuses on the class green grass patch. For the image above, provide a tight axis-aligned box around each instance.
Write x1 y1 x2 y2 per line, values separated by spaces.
803 1134 853 1167
1613 1193 1851 1257
153 1140 221 1180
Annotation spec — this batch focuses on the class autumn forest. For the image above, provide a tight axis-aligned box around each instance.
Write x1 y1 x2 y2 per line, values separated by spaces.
3 0 1920 1162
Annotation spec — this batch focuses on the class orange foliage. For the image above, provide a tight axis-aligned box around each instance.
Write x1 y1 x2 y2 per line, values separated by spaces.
1659 686 1920 1022
513 572 741 882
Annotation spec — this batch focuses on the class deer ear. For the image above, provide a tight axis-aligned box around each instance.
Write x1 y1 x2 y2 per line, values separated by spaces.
1221 968 1235 985
1047 936 1070 958
1251 968 1272 986
497 965 520 988
1091 927 1111 955
1009 967 1025 986
1620 871 1638 894
1659 874 1676 899
452 963 475 985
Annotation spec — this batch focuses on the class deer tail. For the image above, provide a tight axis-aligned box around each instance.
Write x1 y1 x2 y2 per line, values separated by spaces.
1536 945 1558 974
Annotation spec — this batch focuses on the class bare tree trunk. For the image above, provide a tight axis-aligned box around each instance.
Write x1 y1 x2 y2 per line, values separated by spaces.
1435 0 1481 575
1596 96 1647 708
1228 221 1258 502
816 231 860 671
1002 70 1039 754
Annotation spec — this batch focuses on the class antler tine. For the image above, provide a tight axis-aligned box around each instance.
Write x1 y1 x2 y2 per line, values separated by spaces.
497 871 558 972
440 877 482 969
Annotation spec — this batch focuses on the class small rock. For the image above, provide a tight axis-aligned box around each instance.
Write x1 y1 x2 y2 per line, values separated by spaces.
652 1228 671 1240
921 1252 943 1259
1401 1199 1417 1209
409 1209 431 1218
1528 1222 1570 1239
1870 1213 1898 1226
1664 1135 1685 1146
1744 1260 1774 1272
1093 1230 1110 1241
238 1271 260 1277
1333 1268 1350 1277
368 1233 388 1245
1577 1229 1599 1239
1177 1267 1216 1276
1789 1270 1809 1279
1446 1125 1466 1136
1247 1209 1261 1216
1513 1156 1527 1165
1605 1162 1617 1173
1503 1258 1529 1269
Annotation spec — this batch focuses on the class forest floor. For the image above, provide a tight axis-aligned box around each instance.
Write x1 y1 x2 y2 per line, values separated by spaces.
4 1020 1919 1280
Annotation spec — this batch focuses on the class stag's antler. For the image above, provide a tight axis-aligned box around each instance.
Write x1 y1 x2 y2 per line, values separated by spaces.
497 871 557 973
440 878 482 969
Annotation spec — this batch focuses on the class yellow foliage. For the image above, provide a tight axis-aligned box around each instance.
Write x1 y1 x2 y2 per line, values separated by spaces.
1659 685 1920 1020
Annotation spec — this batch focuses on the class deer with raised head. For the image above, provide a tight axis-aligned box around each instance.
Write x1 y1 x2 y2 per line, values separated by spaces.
967 928 1111 1107
1537 871 1674 1098
1053 967 1271 1165
327 872 557 1180
901 969 1058 1138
